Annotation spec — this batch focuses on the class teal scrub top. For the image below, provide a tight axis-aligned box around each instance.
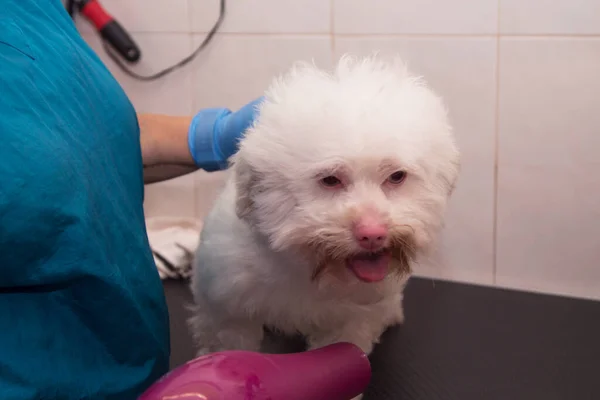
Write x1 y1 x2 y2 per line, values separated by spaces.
0 1 170 398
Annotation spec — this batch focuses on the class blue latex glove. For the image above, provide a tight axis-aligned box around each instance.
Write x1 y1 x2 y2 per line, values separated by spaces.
188 97 264 171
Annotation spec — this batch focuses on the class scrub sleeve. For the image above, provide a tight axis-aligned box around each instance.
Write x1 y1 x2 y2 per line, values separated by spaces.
0 1 169 398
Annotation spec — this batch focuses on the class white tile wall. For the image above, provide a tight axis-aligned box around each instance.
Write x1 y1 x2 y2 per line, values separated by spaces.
500 0 600 35
76 0 600 300
190 0 330 33
333 0 498 34
497 38 600 300
191 34 332 109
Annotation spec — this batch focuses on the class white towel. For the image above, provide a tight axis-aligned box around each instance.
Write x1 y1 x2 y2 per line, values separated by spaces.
145 217 203 280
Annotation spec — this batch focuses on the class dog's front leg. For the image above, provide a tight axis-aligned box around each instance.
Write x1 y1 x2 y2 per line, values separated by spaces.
307 324 378 355
189 302 264 356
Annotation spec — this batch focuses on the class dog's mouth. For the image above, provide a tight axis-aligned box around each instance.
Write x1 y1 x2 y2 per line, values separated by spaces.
308 227 417 282
346 249 392 283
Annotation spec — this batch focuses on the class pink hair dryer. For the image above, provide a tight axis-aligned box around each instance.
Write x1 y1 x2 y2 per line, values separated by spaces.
139 342 371 400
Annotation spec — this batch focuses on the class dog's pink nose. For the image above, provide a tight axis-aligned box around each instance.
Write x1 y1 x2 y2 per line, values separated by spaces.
353 220 388 251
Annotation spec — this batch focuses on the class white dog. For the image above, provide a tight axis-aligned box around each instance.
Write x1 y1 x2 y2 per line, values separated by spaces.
189 55 460 376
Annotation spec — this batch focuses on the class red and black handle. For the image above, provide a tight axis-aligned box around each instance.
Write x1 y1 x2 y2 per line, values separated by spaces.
78 0 141 63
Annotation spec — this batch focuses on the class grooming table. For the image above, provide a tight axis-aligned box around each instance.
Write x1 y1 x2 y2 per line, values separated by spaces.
164 277 600 400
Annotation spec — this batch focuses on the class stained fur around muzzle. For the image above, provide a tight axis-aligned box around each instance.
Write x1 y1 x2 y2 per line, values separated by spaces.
309 224 418 281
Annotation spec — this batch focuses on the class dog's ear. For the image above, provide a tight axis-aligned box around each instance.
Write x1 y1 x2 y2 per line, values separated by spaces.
233 154 257 219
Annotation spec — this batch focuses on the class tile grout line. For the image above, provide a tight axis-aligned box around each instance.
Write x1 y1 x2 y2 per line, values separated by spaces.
492 0 501 285
188 0 199 218
187 0 196 114
330 0 335 63
80 30 600 39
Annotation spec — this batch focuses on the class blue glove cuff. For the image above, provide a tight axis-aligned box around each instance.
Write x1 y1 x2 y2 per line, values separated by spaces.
188 108 232 171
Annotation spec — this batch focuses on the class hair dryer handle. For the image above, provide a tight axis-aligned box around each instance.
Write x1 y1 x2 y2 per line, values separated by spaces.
79 0 141 63
99 20 141 62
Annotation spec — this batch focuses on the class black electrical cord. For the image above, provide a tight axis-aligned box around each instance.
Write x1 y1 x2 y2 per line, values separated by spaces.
100 0 226 82
66 0 78 17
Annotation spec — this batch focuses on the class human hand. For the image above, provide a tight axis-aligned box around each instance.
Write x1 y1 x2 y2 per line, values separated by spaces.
188 97 264 171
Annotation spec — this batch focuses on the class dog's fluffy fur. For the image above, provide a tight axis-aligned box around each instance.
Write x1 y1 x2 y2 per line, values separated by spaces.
189 55 460 369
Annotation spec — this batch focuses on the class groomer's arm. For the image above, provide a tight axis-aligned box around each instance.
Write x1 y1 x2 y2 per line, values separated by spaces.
139 114 198 184
139 97 263 184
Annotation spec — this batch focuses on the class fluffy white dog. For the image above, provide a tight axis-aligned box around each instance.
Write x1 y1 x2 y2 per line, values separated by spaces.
189 55 460 372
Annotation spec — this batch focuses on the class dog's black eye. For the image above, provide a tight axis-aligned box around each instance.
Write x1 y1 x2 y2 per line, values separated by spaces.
321 176 342 188
388 171 406 184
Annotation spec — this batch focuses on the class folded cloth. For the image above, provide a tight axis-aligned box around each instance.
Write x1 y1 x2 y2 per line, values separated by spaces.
145 217 203 280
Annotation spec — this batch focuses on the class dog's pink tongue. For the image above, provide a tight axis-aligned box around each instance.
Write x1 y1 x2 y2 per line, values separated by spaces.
347 252 391 282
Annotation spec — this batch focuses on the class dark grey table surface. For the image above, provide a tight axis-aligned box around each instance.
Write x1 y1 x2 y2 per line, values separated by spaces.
163 277 600 400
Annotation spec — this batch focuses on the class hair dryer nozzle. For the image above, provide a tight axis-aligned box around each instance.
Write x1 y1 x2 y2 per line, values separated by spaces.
140 342 371 400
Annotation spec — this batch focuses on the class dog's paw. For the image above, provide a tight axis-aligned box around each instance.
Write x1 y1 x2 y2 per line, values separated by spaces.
188 299 265 355
308 328 376 355
195 347 215 357
391 305 405 325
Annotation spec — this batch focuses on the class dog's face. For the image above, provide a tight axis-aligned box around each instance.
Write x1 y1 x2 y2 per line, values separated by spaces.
233 56 460 283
